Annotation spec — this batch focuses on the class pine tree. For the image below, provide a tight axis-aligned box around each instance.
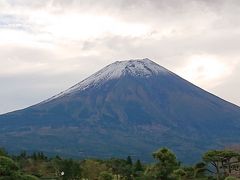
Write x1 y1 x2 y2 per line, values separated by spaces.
32 152 37 160
126 156 133 166
19 151 27 159
134 159 143 172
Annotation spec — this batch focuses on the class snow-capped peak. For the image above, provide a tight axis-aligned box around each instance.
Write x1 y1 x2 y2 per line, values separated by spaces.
43 58 170 102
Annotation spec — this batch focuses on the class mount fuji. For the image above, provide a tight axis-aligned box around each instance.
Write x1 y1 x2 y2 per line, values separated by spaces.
0 58 240 163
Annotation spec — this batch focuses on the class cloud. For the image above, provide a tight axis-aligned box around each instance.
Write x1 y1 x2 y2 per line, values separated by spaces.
0 0 240 113
212 62 240 106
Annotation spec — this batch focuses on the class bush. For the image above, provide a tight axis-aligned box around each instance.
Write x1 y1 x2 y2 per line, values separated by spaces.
224 176 238 180
0 148 8 157
98 171 113 180
21 174 39 180
0 156 18 176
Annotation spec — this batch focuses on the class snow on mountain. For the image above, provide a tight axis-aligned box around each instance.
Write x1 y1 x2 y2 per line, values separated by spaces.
44 58 170 102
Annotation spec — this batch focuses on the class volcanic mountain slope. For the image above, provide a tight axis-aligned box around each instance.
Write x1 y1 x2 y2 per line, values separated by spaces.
0 58 240 163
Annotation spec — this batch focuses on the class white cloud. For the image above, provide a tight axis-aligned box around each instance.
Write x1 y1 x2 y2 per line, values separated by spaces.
0 0 240 114
175 54 236 89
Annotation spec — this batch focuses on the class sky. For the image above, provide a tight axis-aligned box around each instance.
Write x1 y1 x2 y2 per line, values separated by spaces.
0 0 240 114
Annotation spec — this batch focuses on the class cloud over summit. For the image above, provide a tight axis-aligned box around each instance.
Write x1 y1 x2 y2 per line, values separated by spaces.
0 0 240 113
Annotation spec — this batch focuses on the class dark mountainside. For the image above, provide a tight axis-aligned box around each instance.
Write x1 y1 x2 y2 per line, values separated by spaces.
0 58 240 163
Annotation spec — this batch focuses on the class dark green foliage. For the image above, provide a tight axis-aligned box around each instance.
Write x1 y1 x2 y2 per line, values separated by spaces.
126 156 133 166
203 150 240 180
106 158 133 179
30 152 47 161
0 148 8 157
0 156 39 179
98 171 113 180
57 159 81 180
0 156 18 176
81 159 109 179
145 147 180 179
0 147 239 180
224 176 238 180
135 159 143 172
19 151 27 159
173 168 187 179
18 174 39 180
193 162 207 178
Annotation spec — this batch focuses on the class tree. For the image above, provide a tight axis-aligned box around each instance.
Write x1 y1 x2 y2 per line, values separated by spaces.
19 174 39 180
145 147 179 179
132 159 144 178
134 159 143 172
19 151 27 159
224 176 238 180
32 152 37 160
203 150 240 180
0 156 38 180
99 171 113 180
0 156 19 176
81 159 108 179
59 159 81 180
173 168 187 180
193 162 206 178
126 156 133 166
0 148 8 157
219 150 240 175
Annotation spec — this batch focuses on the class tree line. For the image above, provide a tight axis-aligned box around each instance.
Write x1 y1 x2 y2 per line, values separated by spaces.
0 147 240 180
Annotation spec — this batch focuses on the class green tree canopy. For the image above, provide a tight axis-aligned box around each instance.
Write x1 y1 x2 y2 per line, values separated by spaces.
126 156 133 166
0 156 19 176
145 147 180 179
203 150 240 180
98 171 113 180
0 148 8 157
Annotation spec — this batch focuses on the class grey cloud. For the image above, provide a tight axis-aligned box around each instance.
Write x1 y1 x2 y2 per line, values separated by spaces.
0 14 29 31
0 56 109 114
5 0 50 9
0 45 55 62
212 63 240 107
0 0 240 113
0 73 81 114
4 0 240 14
